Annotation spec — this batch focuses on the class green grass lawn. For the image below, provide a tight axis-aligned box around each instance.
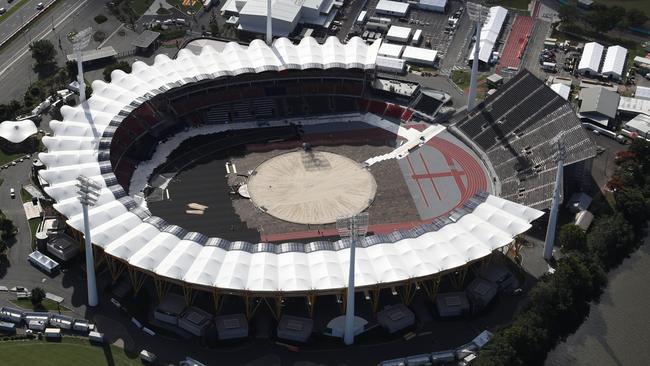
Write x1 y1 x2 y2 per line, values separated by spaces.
0 151 24 166
20 187 32 203
451 69 471 90
129 0 155 16
0 338 139 366
10 298 70 312
0 0 31 24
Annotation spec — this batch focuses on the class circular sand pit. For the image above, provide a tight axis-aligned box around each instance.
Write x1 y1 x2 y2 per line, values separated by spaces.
247 151 377 225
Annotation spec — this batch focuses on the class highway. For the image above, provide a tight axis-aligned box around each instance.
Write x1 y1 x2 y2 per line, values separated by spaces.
0 0 94 104
0 0 55 45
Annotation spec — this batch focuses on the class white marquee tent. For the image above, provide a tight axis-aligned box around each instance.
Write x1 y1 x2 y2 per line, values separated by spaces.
578 42 604 75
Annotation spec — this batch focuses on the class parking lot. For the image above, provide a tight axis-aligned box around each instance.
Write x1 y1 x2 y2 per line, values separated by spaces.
358 0 465 60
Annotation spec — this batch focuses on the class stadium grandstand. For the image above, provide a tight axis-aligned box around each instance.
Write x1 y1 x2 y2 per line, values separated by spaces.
37 37 544 324
451 70 597 210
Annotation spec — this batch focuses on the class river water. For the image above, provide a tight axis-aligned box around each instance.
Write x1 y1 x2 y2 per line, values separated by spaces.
545 235 650 366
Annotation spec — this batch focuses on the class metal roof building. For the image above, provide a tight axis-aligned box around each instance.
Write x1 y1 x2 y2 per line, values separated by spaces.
601 45 627 80
579 86 620 126
577 42 604 75
623 113 650 139
619 96 650 116
634 85 650 100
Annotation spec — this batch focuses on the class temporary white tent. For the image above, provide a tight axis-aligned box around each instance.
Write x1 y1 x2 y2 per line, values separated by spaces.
601 45 627 80
468 6 507 64
376 0 410 16
39 36 544 296
386 26 412 43
550 83 570 100
402 46 438 65
0 119 37 144
378 43 404 58
419 0 446 12
578 42 604 75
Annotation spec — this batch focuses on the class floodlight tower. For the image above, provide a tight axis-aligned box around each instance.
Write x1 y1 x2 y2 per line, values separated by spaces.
77 175 102 307
71 27 93 103
543 135 566 261
466 2 489 110
266 0 272 45
336 212 369 346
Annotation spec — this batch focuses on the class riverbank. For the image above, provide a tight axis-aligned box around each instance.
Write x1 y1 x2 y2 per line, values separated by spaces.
546 232 650 366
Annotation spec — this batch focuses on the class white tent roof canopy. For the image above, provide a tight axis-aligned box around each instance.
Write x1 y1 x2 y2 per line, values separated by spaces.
601 45 627 78
39 36 543 294
0 119 37 144
578 42 604 74
468 6 507 63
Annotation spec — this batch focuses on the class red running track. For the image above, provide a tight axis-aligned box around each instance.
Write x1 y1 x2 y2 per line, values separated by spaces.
262 135 488 242
497 15 534 74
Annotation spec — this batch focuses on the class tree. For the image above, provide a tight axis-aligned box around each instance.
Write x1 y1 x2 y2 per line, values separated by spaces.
624 9 649 28
31 287 46 305
558 5 579 24
615 187 649 227
588 5 626 33
66 60 78 81
558 224 587 252
587 213 636 268
0 211 16 240
103 61 132 82
29 40 57 67
0 100 22 121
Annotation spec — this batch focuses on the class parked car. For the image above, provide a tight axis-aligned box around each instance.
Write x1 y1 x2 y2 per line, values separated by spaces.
10 188 15 199
0 7 6 14
36 2 44 10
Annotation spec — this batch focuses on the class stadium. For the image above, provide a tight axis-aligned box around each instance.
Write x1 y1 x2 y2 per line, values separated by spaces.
37 36 594 330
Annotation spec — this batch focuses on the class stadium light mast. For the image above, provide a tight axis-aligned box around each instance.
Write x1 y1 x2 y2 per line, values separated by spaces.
467 2 488 111
266 0 272 45
72 27 93 103
77 175 102 307
543 135 566 261
336 212 369 346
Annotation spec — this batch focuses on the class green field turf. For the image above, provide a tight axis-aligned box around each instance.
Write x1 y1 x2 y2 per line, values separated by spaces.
0 338 139 366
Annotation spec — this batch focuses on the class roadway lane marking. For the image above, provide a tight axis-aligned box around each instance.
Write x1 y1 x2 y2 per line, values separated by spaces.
0 0 89 78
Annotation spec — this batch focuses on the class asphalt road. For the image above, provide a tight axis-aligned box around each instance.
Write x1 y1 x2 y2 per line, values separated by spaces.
0 0 55 45
0 0 93 104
